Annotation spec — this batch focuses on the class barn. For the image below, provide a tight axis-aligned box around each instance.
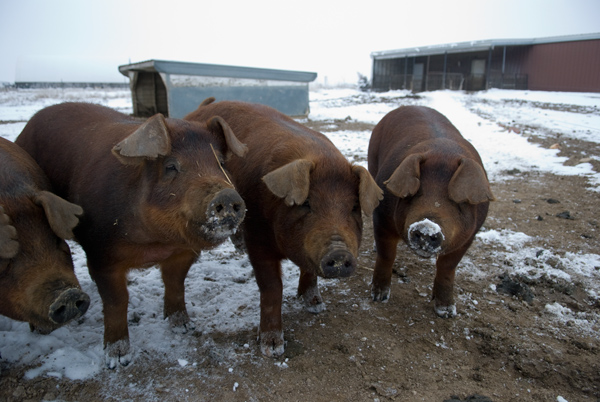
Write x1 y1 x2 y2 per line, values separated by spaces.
118 60 317 118
370 33 600 93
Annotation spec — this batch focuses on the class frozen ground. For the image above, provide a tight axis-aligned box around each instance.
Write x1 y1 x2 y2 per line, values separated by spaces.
0 86 599 401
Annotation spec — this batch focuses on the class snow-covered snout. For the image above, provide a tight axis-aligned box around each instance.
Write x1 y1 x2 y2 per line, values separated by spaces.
407 218 444 258
201 188 246 241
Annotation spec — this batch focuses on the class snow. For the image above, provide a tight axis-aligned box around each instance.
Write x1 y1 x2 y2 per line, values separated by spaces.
1 86 599 381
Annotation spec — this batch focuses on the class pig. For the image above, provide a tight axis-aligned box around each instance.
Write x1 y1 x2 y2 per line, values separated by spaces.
185 98 383 357
368 106 494 317
0 137 89 334
16 102 248 368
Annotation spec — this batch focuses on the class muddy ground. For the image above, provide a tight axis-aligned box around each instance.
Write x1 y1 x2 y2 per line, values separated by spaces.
1 95 599 402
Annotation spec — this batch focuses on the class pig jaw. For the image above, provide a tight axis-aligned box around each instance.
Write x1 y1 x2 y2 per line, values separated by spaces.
407 218 445 258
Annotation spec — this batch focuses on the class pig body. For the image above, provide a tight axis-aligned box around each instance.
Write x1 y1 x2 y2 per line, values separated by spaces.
368 106 494 317
186 98 383 356
16 102 247 368
0 137 89 334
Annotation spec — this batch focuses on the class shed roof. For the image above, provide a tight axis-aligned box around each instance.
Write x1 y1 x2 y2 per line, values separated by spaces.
118 59 317 82
371 32 600 60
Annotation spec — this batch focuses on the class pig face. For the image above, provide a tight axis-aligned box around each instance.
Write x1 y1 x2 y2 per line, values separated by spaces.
263 159 382 279
0 195 89 333
384 152 494 258
111 115 247 250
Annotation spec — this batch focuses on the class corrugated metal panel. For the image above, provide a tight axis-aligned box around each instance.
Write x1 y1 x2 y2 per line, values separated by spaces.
119 60 317 83
371 33 600 60
526 40 600 92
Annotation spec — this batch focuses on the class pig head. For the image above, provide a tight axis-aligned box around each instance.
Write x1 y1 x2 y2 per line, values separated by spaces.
368 106 494 318
186 98 383 357
0 137 89 334
16 102 247 368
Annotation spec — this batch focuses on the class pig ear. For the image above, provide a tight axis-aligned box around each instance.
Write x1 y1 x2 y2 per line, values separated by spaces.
262 159 314 206
207 116 248 158
34 191 84 240
352 165 383 217
0 206 19 259
112 114 171 165
448 158 495 204
384 154 424 198
200 97 216 106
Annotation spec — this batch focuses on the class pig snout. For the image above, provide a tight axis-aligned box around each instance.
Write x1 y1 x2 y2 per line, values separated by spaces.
203 188 246 238
48 288 90 325
320 241 356 278
407 219 444 258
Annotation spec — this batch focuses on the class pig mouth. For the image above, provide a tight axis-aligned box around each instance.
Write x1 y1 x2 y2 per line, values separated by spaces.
407 219 444 258
198 216 242 242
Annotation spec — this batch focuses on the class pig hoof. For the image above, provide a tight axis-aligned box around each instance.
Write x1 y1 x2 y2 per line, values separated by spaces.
434 304 457 318
259 330 285 357
300 285 325 314
105 339 132 369
371 286 391 302
168 312 195 334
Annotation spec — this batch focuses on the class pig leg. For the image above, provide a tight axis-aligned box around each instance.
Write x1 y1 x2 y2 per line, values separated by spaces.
250 252 284 357
160 251 196 333
432 247 467 318
298 271 324 313
90 265 132 369
371 224 400 302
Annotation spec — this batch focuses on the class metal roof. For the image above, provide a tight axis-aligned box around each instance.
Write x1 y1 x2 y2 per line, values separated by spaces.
371 32 600 60
118 59 317 82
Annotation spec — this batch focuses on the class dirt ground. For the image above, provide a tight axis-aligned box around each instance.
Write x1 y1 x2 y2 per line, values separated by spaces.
1 95 599 402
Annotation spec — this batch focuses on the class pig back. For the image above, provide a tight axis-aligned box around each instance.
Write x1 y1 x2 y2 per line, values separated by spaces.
186 101 347 199
369 105 479 177
16 102 136 200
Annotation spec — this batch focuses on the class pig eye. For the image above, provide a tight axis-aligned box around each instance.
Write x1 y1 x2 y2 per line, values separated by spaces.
163 158 181 176
352 201 361 213
301 199 311 210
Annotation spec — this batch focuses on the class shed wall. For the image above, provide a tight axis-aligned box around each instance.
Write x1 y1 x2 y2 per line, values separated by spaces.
524 39 600 92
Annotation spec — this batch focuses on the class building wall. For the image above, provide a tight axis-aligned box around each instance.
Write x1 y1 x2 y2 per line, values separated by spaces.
524 39 600 92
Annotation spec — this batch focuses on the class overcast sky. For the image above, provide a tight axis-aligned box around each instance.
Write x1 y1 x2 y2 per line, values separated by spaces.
1 0 599 85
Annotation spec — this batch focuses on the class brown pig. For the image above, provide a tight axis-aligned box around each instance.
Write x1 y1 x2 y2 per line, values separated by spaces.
185 98 383 357
368 106 494 317
16 102 248 368
0 137 89 334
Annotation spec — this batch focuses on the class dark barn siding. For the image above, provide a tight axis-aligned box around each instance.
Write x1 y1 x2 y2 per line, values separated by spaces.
525 40 600 92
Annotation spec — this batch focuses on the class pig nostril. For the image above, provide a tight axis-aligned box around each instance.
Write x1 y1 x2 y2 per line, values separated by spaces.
233 204 241 212
54 305 66 317
215 204 224 213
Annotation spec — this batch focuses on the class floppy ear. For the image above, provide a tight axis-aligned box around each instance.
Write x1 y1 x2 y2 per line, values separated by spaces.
34 191 83 240
448 158 495 204
0 206 19 259
384 154 424 198
352 165 383 216
207 116 248 158
112 114 171 165
262 159 314 206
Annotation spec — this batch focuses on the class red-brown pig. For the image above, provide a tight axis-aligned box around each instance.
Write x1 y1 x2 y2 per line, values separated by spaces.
16 102 248 369
368 106 494 317
0 137 89 334
186 98 383 357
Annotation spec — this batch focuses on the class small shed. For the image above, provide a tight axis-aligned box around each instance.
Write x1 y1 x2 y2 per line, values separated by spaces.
118 60 317 118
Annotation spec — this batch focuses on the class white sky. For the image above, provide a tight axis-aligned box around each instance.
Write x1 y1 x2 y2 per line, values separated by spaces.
1 0 599 84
